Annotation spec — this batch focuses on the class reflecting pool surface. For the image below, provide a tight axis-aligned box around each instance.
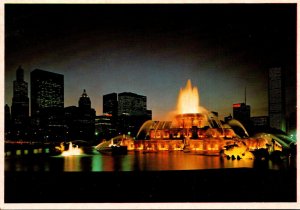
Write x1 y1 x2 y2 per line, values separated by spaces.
5 151 295 172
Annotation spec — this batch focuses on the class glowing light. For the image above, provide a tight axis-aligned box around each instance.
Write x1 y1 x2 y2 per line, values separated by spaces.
224 141 254 159
61 142 83 156
233 103 241 108
177 79 200 114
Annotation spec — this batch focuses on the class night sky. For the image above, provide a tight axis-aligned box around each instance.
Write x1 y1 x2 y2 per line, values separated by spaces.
5 4 296 120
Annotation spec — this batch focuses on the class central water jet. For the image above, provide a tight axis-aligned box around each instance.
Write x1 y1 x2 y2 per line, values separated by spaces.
174 79 211 129
177 79 201 114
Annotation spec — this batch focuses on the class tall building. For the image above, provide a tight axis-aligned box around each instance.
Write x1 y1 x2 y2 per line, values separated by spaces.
268 67 286 132
250 116 269 131
5 104 11 139
233 103 251 126
31 69 64 115
117 92 152 136
11 66 29 139
78 89 96 142
118 92 147 116
95 114 116 141
103 93 118 117
65 90 96 143
101 93 118 139
30 69 64 141
103 93 118 124
79 89 91 109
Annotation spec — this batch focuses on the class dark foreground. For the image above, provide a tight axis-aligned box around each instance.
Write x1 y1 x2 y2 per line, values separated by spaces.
5 168 296 203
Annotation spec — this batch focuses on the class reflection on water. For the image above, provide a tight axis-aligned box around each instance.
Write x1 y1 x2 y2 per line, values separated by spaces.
64 156 81 172
5 151 295 172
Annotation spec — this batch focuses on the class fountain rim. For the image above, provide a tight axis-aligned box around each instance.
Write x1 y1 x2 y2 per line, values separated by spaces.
175 113 205 117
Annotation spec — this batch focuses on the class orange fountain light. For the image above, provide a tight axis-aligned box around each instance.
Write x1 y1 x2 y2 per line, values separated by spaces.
177 79 200 114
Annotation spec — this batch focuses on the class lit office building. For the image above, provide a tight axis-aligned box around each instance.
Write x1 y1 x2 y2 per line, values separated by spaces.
117 92 152 136
31 69 64 141
11 66 29 139
268 67 286 132
118 92 147 116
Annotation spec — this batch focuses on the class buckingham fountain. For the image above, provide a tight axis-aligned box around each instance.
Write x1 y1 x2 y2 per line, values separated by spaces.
117 80 296 159
95 79 296 159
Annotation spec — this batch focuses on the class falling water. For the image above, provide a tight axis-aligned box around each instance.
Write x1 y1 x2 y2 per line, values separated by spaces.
61 142 83 156
227 119 249 137
136 120 156 139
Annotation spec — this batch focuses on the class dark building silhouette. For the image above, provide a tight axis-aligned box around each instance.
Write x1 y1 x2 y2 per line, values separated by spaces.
102 93 118 137
65 90 96 143
95 114 116 141
233 103 251 127
146 110 152 121
5 104 12 139
64 106 77 141
268 67 286 132
30 69 64 142
79 89 91 109
117 92 152 136
78 89 96 142
251 116 269 127
11 66 29 140
250 116 269 133
103 93 118 117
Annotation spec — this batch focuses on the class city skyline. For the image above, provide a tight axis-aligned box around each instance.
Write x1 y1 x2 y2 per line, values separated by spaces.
5 4 296 121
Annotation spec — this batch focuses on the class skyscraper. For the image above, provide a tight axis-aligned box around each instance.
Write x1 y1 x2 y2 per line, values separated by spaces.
103 93 118 117
117 92 152 136
31 69 64 115
65 89 96 142
79 89 91 109
30 69 64 141
268 67 286 132
233 103 251 126
77 89 96 142
11 66 29 139
101 93 118 138
118 92 147 116
5 104 11 139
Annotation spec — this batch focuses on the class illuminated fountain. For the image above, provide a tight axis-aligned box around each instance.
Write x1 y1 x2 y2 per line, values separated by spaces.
137 80 225 138
95 135 129 155
134 79 227 154
174 80 208 129
177 79 201 114
61 142 83 156
227 119 249 138
126 79 296 159
173 79 223 133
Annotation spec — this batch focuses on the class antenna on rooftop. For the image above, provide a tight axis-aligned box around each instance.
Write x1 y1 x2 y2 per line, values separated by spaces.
245 86 247 105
